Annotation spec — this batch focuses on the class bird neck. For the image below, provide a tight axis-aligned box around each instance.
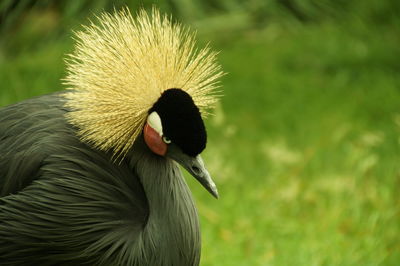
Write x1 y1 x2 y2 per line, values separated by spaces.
128 136 201 265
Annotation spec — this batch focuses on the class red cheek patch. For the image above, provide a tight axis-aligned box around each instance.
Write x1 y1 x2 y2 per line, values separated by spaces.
143 123 167 156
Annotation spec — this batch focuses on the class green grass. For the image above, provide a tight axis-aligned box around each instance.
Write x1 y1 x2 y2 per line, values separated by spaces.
1 7 399 266
195 23 400 265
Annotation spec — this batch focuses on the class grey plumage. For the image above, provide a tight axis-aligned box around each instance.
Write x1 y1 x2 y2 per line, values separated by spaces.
0 92 201 265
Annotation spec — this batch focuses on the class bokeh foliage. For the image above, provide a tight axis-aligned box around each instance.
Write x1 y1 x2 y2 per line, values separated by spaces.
1 1 399 265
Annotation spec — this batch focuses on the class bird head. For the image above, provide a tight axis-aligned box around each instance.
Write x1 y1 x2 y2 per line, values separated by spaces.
63 8 223 198
144 88 218 198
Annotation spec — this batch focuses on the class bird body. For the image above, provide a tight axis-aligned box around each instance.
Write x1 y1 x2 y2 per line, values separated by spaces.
0 92 199 265
0 8 223 265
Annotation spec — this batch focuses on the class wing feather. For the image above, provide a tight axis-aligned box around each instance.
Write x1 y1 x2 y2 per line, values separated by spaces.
0 92 149 265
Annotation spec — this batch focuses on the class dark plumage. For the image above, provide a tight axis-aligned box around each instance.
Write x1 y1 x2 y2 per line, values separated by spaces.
0 92 200 265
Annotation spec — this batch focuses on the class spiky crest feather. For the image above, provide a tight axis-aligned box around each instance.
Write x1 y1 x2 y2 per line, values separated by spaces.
63 7 223 159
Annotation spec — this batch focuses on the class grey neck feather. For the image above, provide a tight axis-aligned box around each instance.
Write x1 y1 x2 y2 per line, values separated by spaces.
128 136 201 266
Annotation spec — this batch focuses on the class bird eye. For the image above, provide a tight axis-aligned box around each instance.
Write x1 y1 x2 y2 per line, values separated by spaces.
162 136 171 144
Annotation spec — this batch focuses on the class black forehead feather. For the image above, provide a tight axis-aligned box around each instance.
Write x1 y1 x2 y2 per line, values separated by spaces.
150 88 207 157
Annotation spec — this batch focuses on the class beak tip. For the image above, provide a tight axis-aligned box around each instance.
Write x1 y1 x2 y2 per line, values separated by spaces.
212 190 219 199
209 184 219 199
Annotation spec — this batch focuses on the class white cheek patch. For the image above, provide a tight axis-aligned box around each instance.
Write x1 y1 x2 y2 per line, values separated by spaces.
147 111 163 136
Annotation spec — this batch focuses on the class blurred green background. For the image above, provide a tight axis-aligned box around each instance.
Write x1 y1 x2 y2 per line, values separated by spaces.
1 0 399 265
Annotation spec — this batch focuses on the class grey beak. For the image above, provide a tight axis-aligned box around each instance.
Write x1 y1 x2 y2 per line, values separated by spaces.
167 144 219 199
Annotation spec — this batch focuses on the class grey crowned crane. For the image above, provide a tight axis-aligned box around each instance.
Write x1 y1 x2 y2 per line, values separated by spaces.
0 8 223 265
